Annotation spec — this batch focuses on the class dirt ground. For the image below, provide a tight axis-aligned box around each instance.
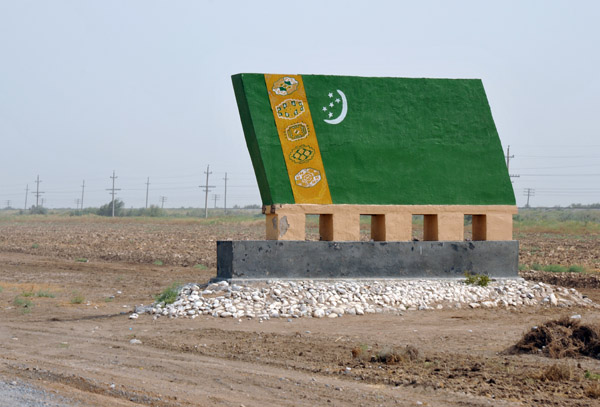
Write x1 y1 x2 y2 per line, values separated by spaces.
1 216 600 406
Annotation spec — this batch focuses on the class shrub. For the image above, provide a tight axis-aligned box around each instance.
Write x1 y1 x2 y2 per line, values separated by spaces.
97 199 125 217
29 205 48 215
464 272 490 287
154 282 181 305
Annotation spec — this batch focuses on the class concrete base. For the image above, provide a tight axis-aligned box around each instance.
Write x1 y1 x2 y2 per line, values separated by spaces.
216 240 519 281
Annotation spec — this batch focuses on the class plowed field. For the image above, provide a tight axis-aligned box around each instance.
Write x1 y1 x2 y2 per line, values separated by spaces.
1 215 600 406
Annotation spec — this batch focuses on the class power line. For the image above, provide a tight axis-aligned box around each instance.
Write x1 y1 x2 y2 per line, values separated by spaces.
505 145 519 182
223 172 228 215
33 175 44 207
200 165 215 218
523 188 535 208
80 180 85 210
145 177 150 209
106 170 121 217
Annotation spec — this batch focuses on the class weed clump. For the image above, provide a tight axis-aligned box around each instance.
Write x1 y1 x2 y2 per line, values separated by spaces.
534 363 573 381
351 344 419 365
70 293 85 304
585 382 600 398
464 272 490 287
155 282 181 305
509 316 600 359
36 290 55 298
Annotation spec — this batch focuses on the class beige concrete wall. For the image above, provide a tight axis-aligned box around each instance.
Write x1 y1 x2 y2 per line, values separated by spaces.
263 204 517 242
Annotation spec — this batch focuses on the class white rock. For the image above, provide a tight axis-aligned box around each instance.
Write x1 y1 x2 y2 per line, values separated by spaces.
313 309 325 318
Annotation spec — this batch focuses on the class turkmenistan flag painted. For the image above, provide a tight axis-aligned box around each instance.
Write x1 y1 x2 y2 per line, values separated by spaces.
232 73 516 206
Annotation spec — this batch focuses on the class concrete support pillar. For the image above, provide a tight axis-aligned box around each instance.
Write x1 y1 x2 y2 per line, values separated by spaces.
371 213 412 241
437 212 464 241
319 213 360 241
485 213 513 240
266 213 306 240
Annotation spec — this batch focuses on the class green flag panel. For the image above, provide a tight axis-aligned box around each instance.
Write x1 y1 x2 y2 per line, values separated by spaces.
232 73 516 206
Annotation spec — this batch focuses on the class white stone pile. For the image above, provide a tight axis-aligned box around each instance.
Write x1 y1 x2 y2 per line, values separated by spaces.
142 279 593 320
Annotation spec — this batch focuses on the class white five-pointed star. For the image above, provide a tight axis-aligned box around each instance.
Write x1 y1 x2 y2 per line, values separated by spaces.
328 112 333 118
329 102 334 107
322 106 327 111
328 92 333 98
335 98 340 103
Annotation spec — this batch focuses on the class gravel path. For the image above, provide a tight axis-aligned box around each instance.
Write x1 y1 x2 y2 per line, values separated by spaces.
0 380 76 407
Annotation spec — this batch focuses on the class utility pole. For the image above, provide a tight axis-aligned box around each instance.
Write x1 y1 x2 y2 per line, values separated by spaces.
5 200 11 209
505 145 520 182
24 184 28 210
160 196 167 209
106 170 121 217
200 165 215 218
223 172 228 214
33 175 44 207
75 198 81 210
80 180 85 211
523 188 535 208
145 177 150 209
213 194 220 208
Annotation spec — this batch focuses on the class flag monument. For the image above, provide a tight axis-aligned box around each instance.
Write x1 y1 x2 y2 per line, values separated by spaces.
217 73 518 280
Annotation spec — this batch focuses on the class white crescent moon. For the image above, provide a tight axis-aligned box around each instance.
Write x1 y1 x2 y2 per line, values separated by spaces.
324 89 347 125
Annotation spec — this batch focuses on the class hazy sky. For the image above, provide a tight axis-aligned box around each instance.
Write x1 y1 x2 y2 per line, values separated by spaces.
1 0 599 209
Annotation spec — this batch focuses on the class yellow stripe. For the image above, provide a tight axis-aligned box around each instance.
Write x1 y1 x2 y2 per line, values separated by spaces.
265 74 332 204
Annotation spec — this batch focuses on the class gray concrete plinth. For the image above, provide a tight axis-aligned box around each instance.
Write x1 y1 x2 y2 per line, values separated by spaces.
216 240 519 281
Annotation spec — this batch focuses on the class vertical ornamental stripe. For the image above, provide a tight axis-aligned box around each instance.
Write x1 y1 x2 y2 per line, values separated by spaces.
264 74 332 204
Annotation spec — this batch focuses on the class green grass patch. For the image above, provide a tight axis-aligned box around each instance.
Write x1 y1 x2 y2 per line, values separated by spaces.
532 263 542 271
21 291 34 297
154 282 181 305
75 258 88 263
153 260 164 266
70 293 85 304
13 296 33 311
31 243 39 249
0 286 3 293
104 296 114 302
36 290 55 298
518 264 529 271
464 272 490 287
585 370 600 381
542 264 568 273
568 265 586 273
193 264 207 270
